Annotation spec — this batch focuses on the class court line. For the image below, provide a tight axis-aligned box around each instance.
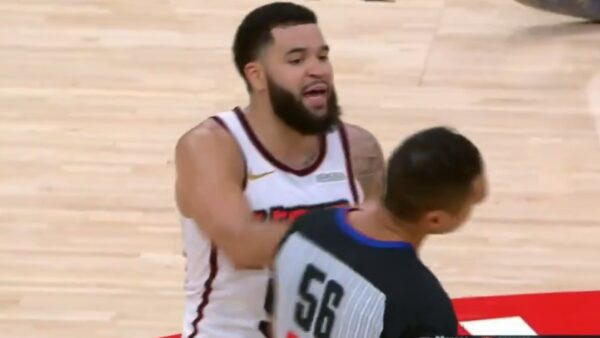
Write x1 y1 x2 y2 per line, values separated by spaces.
461 316 537 336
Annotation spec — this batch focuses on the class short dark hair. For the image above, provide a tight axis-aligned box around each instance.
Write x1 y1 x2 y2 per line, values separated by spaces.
383 127 484 221
233 2 317 89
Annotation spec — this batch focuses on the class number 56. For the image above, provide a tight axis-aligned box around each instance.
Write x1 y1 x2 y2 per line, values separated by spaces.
294 264 345 338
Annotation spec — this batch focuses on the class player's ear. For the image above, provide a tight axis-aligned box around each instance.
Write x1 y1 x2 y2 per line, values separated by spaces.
422 210 451 234
244 62 266 92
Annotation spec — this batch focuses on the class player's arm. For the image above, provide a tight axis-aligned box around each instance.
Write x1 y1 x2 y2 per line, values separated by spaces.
344 123 386 202
175 119 290 269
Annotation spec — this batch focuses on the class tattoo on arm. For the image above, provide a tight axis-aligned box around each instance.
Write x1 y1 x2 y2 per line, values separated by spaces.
346 124 386 202
354 149 385 201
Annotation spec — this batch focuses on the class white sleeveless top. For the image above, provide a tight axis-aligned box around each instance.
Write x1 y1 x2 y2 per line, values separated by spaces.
181 108 362 338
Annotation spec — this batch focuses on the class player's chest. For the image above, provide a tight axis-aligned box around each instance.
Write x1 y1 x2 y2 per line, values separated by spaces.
245 169 353 223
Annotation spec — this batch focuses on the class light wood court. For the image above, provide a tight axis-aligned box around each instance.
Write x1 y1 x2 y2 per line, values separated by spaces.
1 0 599 337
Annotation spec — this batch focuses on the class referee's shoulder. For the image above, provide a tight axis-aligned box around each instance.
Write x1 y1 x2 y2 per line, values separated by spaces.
409 262 449 299
277 208 339 251
291 207 341 232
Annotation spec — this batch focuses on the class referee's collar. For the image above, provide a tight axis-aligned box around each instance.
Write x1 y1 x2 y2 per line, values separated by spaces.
335 208 415 251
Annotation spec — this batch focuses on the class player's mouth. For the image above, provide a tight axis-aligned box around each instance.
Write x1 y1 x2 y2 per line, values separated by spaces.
302 83 328 108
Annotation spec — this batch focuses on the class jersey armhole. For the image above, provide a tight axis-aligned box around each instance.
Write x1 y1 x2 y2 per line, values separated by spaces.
338 123 361 204
210 115 248 190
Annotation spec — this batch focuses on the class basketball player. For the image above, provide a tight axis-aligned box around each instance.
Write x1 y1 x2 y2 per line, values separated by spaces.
273 127 488 338
175 2 385 338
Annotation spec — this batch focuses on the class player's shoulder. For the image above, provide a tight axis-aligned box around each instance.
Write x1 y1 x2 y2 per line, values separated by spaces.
341 122 383 161
174 113 245 185
341 122 380 147
175 114 242 164
176 116 231 151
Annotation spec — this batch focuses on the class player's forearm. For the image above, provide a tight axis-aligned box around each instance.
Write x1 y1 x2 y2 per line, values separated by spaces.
222 221 291 269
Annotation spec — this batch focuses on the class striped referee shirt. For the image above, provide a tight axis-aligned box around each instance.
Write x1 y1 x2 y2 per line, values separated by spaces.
272 208 458 338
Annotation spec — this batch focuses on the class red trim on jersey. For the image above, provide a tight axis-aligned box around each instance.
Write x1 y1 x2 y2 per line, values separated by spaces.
187 245 219 338
210 115 247 189
184 115 227 337
232 106 327 177
338 123 360 204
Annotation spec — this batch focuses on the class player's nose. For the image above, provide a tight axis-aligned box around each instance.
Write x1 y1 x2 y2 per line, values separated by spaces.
306 58 331 79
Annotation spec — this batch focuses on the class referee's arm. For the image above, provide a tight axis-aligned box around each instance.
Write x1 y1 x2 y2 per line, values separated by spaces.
382 285 458 337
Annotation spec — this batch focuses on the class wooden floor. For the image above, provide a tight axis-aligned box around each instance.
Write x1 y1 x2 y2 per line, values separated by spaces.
1 0 600 337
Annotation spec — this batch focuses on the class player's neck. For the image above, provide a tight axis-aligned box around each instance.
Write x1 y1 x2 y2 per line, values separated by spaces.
244 101 321 169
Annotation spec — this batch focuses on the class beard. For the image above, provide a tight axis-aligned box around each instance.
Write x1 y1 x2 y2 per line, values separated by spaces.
266 75 342 135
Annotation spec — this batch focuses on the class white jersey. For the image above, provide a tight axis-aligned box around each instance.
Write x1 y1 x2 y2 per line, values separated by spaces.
181 107 363 338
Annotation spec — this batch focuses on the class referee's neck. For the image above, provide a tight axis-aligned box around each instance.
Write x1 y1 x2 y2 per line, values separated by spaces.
351 203 425 250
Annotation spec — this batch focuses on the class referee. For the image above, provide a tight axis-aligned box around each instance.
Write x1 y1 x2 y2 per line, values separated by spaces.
272 126 488 338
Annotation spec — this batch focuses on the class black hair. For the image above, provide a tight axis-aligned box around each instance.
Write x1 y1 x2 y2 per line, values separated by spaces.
383 126 484 221
233 2 317 90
